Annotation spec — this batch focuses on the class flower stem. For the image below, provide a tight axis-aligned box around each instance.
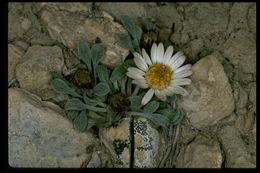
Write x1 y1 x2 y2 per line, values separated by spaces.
132 86 140 96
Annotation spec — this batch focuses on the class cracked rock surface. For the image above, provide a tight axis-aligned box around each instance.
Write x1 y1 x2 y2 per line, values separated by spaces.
8 2 256 168
8 88 98 168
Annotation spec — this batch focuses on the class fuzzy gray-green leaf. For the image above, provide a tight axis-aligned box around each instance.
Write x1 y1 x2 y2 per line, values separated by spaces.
73 110 88 132
118 33 134 53
51 78 81 97
91 43 105 67
83 94 99 107
110 65 126 82
135 25 143 43
106 106 115 126
146 17 154 32
78 41 92 72
97 65 110 83
120 15 142 44
93 82 111 96
65 98 87 111
144 101 159 113
67 110 79 121
128 95 142 111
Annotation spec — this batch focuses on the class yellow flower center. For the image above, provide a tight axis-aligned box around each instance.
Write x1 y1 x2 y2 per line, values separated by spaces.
145 64 172 90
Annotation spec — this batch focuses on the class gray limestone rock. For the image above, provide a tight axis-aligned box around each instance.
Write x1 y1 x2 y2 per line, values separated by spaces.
227 3 251 34
178 55 235 129
247 4 256 35
176 135 223 168
40 6 129 67
223 29 256 75
8 88 97 168
8 3 54 45
15 45 64 100
99 3 147 27
218 125 255 168
184 3 230 38
8 44 24 82
233 82 248 110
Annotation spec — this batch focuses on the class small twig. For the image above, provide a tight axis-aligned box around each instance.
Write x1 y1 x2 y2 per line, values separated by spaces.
158 124 181 168
158 125 175 167
63 67 78 76
8 78 17 87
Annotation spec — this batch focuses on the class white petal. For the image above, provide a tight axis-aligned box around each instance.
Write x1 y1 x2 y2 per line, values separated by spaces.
128 67 145 76
132 79 149 89
172 78 192 86
174 70 193 79
156 43 164 63
141 89 154 105
169 52 184 69
164 87 174 96
154 89 167 101
163 45 174 64
151 43 157 63
169 51 183 65
174 64 192 74
170 54 186 71
133 52 148 71
169 85 189 96
142 48 152 65
127 71 145 80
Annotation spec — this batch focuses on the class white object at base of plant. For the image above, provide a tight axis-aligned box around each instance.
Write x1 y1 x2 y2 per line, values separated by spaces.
127 42 192 105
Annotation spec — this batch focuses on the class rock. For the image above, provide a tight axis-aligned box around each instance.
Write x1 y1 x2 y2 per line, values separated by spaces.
147 4 183 29
8 44 24 82
40 6 129 67
8 3 31 41
99 117 165 168
252 118 256 142
14 41 29 51
175 135 223 168
8 3 54 45
248 4 256 35
40 2 92 14
218 125 255 168
223 29 256 74
183 3 230 38
178 121 199 144
158 28 171 44
8 88 97 168
15 45 64 100
249 82 256 106
99 118 131 168
233 82 248 110
237 70 254 85
86 151 102 168
23 28 56 46
190 38 204 56
99 3 147 26
133 118 165 168
226 3 251 34
178 54 235 129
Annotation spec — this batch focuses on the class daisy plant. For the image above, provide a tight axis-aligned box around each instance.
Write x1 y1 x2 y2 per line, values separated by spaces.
118 15 192 129
51 15 191 135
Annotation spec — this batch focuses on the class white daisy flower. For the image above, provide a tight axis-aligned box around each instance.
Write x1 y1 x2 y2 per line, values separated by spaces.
127 42 192 105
